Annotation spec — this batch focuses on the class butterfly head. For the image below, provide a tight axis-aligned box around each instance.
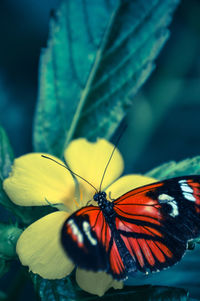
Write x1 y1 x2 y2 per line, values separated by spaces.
93 191 107 204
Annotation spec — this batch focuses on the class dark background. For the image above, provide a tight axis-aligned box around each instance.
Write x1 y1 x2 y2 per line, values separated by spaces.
0 0 200 299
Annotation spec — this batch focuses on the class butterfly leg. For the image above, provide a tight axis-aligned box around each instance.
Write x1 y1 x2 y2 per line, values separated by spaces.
86 199 93 206
44 198 62 208
108 192 115 201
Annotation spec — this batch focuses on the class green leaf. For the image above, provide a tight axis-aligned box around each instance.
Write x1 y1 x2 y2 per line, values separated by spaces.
0 126 18 215
0 223 22 260
33 274 189 301
0 258 9 278
145 156 200 179
0 127 14 179
34 0 180 157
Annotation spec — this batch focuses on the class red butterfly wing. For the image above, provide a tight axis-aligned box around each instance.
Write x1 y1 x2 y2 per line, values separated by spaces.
62 176 200 280
113 176 200 274
61 205 127 278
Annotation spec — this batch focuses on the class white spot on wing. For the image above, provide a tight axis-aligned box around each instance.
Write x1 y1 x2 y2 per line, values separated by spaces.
181 185 193 193
179 180 195 202
169 201 179 217
183 192 196 202
179 180 186 183
158 194 174 201
83 221 97 245
158 194 179 217
68 219 83 243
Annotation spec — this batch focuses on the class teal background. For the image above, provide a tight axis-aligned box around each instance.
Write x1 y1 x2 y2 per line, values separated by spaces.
0 0 200 299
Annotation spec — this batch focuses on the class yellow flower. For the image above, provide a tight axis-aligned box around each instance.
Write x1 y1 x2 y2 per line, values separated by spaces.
3 138 156 296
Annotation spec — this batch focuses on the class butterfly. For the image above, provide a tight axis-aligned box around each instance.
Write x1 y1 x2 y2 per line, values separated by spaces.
61 175 200 280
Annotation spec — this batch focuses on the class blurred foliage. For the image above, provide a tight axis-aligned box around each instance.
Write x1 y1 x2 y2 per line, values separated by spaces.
146 156 200 179
0 127 15 214
0 224 22 260
33 273 189 301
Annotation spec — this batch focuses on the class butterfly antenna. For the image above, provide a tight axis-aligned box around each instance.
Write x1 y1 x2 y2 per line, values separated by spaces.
41 155 98 193
99 124 127 192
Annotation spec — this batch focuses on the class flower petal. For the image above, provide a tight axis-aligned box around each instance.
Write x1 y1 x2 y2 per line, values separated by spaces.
64 139 124 200
3 153 75 206
16 211 74 279
106 174 157 199
76 269 123 296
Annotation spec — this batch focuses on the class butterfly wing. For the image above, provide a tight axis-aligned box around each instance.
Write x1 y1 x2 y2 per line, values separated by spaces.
62 176 200 280
113 175 200 274
62 206 108 271
61 205 127 278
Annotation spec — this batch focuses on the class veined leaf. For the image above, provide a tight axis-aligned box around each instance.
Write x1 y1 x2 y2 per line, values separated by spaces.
145 156 200 179
34 0 180 157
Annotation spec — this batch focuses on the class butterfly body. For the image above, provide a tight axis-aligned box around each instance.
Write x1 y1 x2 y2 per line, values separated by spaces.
93 191 137 276
61 176 200 280
93 191 115 218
